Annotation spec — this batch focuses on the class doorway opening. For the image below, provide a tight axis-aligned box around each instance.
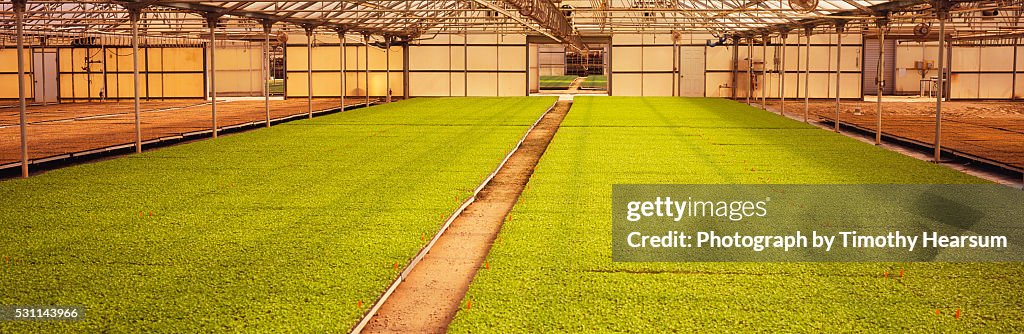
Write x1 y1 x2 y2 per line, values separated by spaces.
530 43 608 95
32 49 58 103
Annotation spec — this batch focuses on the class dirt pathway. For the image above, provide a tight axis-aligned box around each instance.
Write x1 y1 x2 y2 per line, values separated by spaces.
358 101 571 334
566 77 584 93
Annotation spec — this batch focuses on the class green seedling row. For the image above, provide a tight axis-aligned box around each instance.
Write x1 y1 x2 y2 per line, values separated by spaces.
539 75 578 90
449 97 1023 333
0 97 556 332
580 75 607 90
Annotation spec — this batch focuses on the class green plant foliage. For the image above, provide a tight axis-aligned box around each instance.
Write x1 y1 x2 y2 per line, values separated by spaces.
0 97 556 332
580 75 607 90
539 76 578 90
268 79 284 95
449 97 1023 333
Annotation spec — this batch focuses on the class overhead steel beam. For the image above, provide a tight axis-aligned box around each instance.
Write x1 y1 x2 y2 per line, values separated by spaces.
475 0 587 51
744 0 929 35
841 0 876 14
467 0 564 44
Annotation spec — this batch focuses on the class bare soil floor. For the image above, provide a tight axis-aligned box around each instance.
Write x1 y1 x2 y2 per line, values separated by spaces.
765 99 1024 170
0 98 364 167
360 101 571 334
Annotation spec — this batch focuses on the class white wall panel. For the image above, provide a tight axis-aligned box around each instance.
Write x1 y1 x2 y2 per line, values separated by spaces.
642 34 673 45
467 47 498 71
979 74 1012 99
949 73 979 99
403 34 524 96
980 47 1013 72
409 72 452 96
499 34 527 44
467 34 498 44
451 72 466 96
498 46 526 71
1016 74 1023 98
643 73 674 96
612 34 643 45
498 73 526 96
612 47 642 71
643 47 674 72
410 46 454 70
807 46 834 71
705 72 732 97
612 73 642 96
705 46 733 71
466 72 498 96
951 47 980 72
343 72 370 96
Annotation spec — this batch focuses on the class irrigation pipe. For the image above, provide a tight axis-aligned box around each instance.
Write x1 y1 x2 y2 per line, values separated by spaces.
349 99 560 334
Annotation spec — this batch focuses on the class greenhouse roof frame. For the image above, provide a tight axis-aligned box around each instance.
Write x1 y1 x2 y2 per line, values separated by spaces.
0 0 1020 46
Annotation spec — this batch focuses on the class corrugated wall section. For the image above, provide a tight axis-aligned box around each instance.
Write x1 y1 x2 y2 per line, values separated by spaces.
862 38 896 96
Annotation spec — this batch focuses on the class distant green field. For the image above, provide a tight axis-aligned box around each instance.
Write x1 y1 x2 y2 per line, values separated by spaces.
580 75 607 90
0 97 556 332
539 75 577 90
268 78 284 95
449 97 1023 332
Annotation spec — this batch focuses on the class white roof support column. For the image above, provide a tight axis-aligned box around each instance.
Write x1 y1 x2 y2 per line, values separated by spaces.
364 33 371 107
304 24 316 119
761 32 768 108
834 20 846 133
804 25 813 123
875 15 889 145
934 2 950 162
747 36 753 105
337 28 347 110
14 0 28 178
206 14 220 139
128 5 144 153
263 20 273 128
780 28 789 115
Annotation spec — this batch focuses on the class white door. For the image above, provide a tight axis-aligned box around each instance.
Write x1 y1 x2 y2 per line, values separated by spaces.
678 47 705 97
32 51 58 103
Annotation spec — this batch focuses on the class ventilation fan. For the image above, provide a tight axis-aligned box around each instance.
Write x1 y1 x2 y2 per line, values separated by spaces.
913 22 931 39
788 0 818 13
